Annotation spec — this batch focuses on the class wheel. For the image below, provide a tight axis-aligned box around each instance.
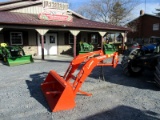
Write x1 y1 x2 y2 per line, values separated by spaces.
154 61 160 87
121 48 143 76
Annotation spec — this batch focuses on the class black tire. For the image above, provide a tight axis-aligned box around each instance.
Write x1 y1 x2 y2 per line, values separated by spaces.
121 49 143 76
154 62 160 87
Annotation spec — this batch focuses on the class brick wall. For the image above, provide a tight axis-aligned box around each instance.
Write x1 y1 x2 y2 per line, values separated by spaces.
127 14 160 43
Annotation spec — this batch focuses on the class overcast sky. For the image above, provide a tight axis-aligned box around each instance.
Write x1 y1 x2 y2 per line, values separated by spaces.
0 0 160 20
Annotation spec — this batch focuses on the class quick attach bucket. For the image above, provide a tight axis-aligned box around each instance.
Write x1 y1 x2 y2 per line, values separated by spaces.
41 70 75 112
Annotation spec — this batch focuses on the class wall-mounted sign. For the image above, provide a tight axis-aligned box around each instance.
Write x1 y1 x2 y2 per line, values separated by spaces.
43 0 68 10
39 1 72 22
38 9 73 22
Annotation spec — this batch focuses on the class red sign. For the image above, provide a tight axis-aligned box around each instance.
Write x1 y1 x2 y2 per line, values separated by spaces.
38 9 73 22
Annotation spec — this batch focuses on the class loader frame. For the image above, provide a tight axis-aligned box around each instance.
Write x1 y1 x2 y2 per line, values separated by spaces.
41 50 119 112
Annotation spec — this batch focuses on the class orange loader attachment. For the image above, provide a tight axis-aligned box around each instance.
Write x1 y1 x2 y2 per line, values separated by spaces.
41 70 75 112
41 50 119 112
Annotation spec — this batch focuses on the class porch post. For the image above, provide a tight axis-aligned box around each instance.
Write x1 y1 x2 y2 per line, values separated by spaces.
73 36 77 57
0 28 3 31
99 32 106 51
0 28 3 43
121 32 127 51
36 29 48 60
70 30 80 58
41 35 45 60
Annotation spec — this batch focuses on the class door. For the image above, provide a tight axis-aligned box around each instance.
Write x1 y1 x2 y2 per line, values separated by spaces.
38 33 57 55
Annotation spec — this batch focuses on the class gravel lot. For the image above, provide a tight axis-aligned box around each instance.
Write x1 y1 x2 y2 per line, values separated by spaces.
0 57 160 120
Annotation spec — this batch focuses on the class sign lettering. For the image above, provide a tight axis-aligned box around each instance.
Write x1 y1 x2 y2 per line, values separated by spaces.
43 1 69 10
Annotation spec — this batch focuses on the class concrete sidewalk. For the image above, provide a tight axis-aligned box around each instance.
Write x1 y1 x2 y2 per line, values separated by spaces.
33 55 73 62
0 54 123 65
0 55 73 65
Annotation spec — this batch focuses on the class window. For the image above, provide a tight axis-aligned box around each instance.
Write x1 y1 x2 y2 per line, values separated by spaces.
91 34 98 44
50 36 55 43
10 32 23 45
69 33 74 44
153 23 159 31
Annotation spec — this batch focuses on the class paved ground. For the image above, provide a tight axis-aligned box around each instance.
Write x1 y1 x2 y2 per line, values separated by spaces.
0 55 160 120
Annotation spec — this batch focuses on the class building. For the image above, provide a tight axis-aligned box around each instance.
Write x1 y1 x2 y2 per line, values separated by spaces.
127 10 160 45
0 0 129 59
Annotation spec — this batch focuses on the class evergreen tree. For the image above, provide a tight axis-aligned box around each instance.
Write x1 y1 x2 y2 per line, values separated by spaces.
155 8 160 16
109 2 126 25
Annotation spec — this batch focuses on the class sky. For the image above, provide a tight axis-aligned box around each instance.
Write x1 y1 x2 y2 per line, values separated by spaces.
132 0 160 18
67 0 160 18
0 0 160 20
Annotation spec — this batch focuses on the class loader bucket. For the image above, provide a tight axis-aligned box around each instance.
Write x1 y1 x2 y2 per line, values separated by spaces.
7 55 33 66
41 70 75 112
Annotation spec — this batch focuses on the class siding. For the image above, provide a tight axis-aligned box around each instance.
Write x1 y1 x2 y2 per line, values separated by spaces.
57 31 72 55
10 5 43 14
127 15 160 39
28 30 37 45
142 15 160 38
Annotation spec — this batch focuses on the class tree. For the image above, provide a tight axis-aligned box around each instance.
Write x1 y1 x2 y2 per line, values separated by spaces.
76 0 139 25
155 8 160 16
109 1 126 25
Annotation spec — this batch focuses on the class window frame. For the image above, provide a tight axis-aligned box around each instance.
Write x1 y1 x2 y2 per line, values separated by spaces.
50 35 56 43
153 23 159 31
69 33 74 44
10 32 23 45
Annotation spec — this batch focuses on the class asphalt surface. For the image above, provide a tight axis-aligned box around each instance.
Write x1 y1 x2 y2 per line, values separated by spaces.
0 57 160 120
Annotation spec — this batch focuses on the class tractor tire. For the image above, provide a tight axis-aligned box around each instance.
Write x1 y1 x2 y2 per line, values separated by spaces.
121 49 143 76
154 61 160 87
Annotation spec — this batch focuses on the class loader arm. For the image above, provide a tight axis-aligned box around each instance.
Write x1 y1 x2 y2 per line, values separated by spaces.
63 50 104 81
72 52 119 96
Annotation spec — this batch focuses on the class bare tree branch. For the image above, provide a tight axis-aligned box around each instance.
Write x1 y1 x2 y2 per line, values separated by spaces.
75 0 139 25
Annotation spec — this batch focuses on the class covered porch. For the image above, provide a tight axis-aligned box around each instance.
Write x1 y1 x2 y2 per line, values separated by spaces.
0 11 129 60
37 29 128 59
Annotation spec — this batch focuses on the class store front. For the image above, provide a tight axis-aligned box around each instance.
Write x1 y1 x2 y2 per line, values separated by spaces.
0 0 129 60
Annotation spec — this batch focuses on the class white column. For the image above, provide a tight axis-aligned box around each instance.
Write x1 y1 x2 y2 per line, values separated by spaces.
0 28 3 31
99 32 106 50
36 29 48 60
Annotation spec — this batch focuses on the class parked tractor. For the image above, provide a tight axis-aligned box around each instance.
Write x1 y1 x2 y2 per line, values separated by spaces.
79 42 94 54
121 42 160 87
103 43 117 54
41 50 119 112
0 43 33 66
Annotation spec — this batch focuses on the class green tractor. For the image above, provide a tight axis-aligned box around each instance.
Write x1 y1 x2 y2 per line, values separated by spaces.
0 43 33 66
103 43 117 54
121 42 160 87
79 42 94 54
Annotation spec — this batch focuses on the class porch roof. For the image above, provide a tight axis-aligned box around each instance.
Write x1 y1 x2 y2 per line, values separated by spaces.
0 11 129 32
